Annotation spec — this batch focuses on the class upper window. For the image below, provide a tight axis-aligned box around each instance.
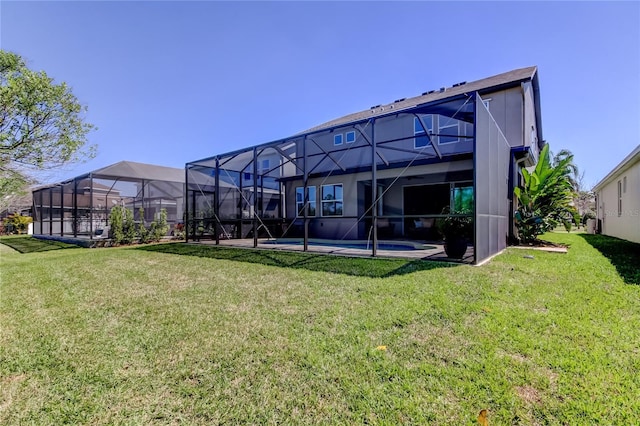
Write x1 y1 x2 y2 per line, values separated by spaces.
334 134 343 146
618 180 622 216
414 116 433 148
321 184 343 216
258 159 270 175
438 115 459 144
346 131 356 143
623 176 627 193
296 186 316 217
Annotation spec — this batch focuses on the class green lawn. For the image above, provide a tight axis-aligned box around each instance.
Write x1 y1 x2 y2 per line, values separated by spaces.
1 234 638 424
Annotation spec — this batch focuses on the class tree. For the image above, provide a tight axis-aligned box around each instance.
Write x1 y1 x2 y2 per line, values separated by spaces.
513 144 576 243
0 50 96 197
552 149 595 226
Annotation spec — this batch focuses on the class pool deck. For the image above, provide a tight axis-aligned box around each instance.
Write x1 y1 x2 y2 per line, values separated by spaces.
192 238 474 263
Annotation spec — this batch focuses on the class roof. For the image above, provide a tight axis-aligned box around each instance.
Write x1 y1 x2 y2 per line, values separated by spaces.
593 144 640 191
33 161 185 191
90 161 184 182
301 66 538 134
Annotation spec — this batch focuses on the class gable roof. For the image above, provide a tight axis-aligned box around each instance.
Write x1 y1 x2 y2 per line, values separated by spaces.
301 66 538 134
593 144 640 191
90 161 184 183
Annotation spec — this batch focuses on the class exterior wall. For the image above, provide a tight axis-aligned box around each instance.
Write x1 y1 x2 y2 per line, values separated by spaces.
482 86 523 148
297 111 474 176
284 160 473 240
596 160 640 243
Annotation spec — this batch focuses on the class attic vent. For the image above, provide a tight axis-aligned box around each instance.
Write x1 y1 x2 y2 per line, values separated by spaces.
370 104 381 109
421 91 429 96
428 90 435 94
439 87 446 92
394 98 406 103
452 81 467 88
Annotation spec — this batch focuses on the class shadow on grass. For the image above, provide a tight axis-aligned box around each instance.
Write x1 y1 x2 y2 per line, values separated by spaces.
135 243 458 278
579 234 640 285
0 236 81 254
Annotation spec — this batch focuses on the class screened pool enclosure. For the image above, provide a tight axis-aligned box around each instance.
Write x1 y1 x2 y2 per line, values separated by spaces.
32 161 185 239
187 83 535 264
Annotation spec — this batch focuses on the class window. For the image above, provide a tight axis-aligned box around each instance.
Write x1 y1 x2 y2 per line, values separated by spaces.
296 186 316 216
414 115 433 148
334 134 343 146
258 159 270 175
452 184 474 211
321 184 343 216
623 176 627 193
438 115 459 144
346 131 356 143
618 180 622 216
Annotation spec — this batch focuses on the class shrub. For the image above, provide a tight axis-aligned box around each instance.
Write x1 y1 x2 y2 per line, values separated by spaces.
138 208 150 243
514 144 575 243
108 206 125 244
2 214 32 234
149 209 169 242
435 207 473 241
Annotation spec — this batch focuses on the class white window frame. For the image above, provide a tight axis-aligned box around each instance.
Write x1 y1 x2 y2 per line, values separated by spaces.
296 186 316 217
414 115 433 149
618 180 622 216
257 159 270 175
345 131 356 143
321 183 343 217
437 115 459 145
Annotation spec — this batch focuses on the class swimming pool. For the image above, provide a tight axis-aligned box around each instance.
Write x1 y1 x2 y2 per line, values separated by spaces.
262 239 435 251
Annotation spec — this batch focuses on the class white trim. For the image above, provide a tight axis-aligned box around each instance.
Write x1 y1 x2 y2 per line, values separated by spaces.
295 186 317 217
345 131 356 144
413 115 432 149
437 115 460 145
593 144 640 191
320 183 343 217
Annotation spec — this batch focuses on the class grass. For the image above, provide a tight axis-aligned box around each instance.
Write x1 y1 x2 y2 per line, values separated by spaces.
0 235 80 253
578 234 640 285
1 233 639 424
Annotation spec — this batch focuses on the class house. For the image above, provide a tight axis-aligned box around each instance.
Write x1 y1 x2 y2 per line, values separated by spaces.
32 161 185 238
593 145 640 244
186 66 545 264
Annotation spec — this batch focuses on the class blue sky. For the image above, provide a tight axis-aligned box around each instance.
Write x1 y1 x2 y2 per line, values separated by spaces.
2 1 639 188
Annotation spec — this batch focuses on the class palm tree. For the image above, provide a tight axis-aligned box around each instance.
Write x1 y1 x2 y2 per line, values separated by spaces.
514 144 576 242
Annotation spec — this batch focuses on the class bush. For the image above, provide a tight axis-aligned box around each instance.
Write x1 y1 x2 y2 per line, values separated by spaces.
3 214 32 234
435 207 473 240
149 209 169 242
108 205 135 245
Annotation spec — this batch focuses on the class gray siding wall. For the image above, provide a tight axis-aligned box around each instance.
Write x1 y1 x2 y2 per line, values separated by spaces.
481 86 523 148
297 112 474 176
284 160 473 239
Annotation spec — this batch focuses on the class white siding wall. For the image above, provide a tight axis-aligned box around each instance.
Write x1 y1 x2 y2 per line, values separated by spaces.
597 160 640 243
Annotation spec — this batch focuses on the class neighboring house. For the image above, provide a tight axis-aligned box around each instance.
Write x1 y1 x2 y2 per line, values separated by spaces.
0 192 32 219
186 66 545 264
32 161 185 238
593 145 640 244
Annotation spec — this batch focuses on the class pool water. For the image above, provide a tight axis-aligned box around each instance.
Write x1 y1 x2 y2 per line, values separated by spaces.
263 240 434 251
